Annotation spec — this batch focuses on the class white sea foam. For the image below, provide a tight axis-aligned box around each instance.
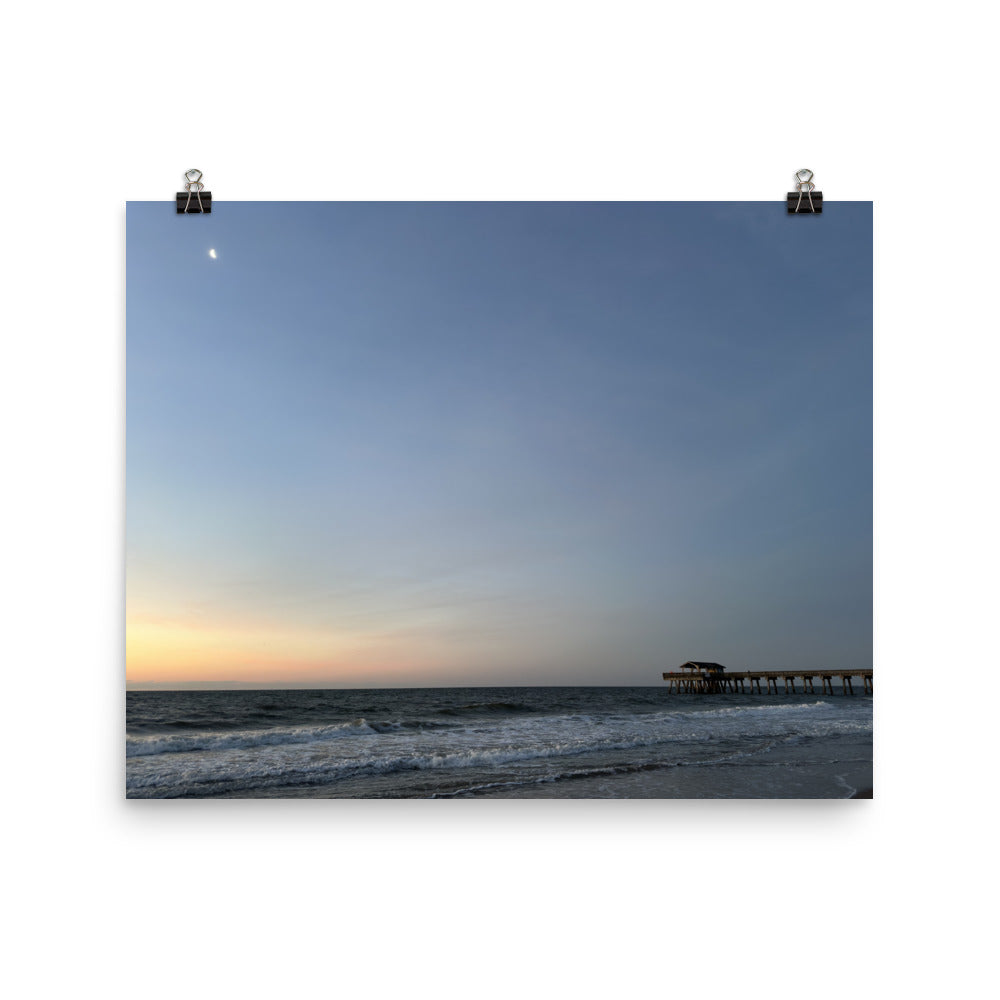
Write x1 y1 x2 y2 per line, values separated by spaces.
833 773 858 798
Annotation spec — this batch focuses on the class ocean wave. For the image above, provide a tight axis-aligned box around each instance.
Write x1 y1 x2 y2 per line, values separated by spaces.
688 700 830 717
366 719 461 733
434 701 537 717
125 729 680 795
428 759 676 798
125 717 792 796
125 718 379 758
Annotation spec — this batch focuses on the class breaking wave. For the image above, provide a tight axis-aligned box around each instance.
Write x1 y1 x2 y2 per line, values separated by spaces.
126 718 378 758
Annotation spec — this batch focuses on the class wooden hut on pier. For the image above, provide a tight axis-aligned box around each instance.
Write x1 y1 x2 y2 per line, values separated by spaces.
678 661 726 675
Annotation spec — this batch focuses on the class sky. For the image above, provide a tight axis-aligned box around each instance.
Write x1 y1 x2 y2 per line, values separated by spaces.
126 201 872 688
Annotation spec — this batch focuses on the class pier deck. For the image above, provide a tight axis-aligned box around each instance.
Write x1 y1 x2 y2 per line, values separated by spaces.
662 669 873 695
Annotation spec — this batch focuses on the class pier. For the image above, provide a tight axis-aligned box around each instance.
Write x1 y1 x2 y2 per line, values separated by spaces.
663 662 872 695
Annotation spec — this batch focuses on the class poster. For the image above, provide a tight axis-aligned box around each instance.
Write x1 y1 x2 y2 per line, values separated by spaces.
126 201 872 798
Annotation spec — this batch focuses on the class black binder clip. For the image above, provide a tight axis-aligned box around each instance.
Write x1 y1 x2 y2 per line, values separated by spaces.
176 169 212 214
787 169 822 214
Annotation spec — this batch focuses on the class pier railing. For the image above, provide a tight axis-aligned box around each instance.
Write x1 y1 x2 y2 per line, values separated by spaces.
662 669 873 695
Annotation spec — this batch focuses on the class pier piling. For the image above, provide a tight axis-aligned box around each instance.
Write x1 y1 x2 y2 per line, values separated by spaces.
662 668 872 695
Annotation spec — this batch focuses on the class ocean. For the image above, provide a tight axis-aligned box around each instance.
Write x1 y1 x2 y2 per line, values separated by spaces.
125 686 873 799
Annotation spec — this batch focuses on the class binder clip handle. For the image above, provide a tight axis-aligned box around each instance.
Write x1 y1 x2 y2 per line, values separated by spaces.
176 168 212 214
787 168 822 214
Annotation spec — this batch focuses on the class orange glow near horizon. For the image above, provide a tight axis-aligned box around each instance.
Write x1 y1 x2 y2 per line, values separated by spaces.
125 615 444 687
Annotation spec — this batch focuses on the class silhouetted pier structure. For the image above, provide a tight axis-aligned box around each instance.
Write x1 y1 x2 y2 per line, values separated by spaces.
663 661 873 695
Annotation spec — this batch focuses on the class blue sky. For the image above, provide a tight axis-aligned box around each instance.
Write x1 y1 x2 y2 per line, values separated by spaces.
126 201 871 687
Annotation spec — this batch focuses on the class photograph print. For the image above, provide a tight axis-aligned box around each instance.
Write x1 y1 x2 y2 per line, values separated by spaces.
125 201 873 798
